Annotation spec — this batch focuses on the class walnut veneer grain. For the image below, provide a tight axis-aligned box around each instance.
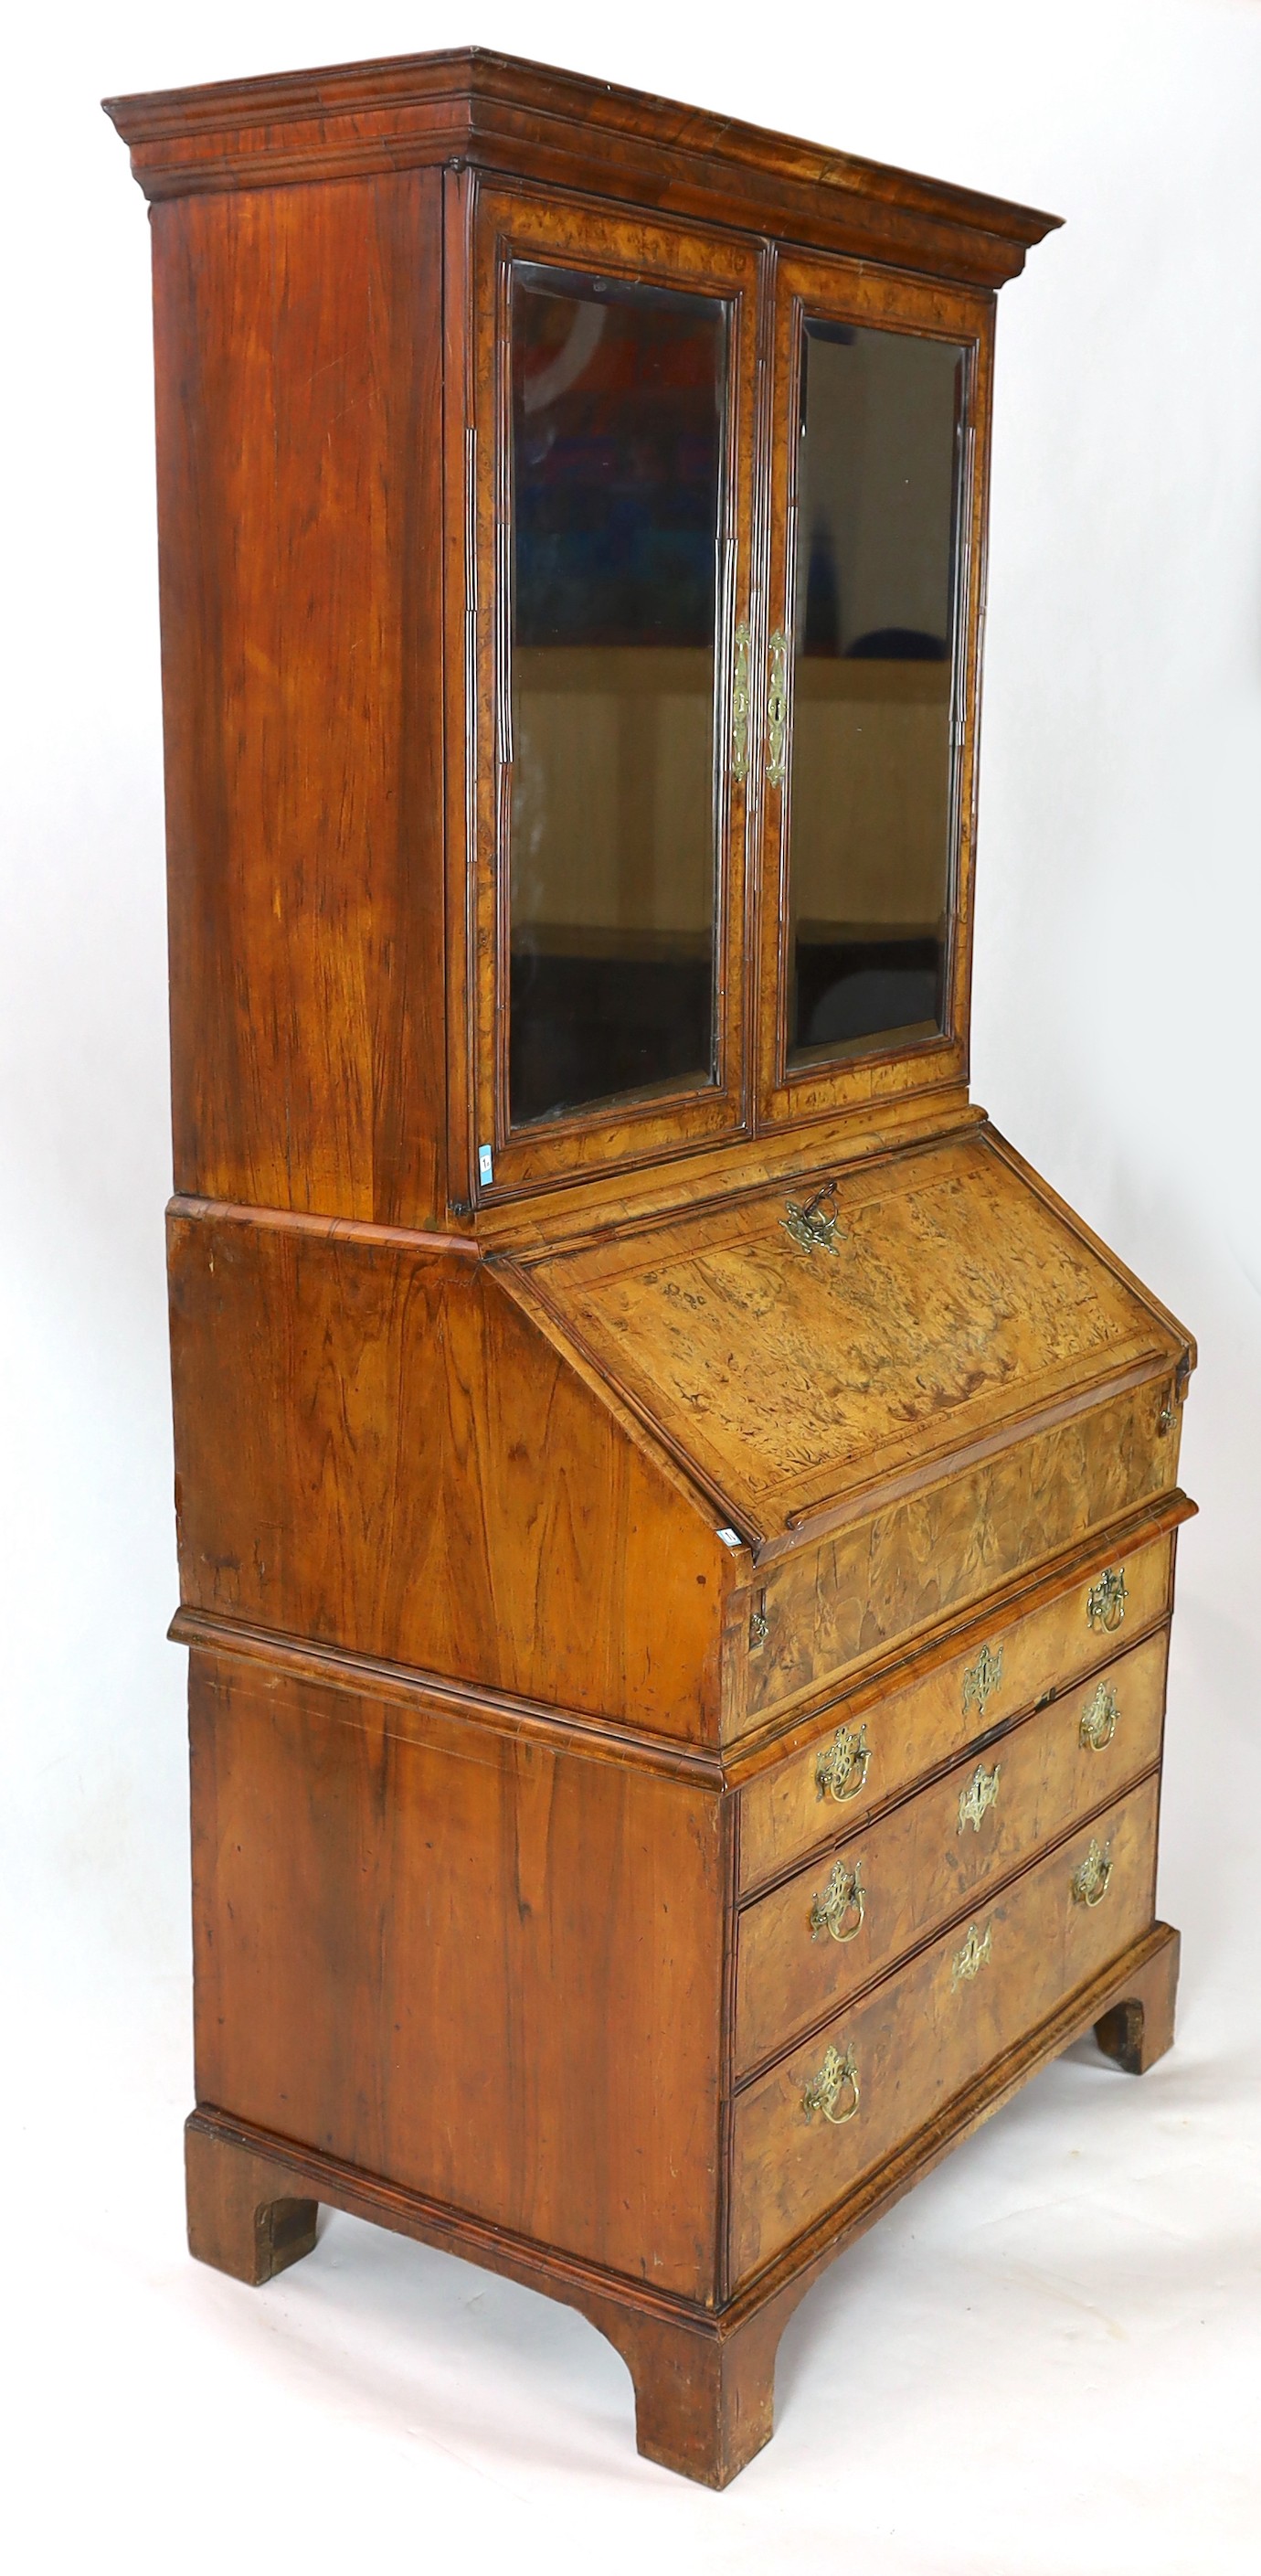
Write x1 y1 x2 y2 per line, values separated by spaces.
105 46 1192 2486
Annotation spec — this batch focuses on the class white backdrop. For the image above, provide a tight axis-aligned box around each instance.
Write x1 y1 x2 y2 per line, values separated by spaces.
3 3 1259 2569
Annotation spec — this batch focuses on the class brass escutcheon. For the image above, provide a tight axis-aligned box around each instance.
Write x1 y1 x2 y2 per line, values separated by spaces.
749 1591 768 1649
801 2041 861 2126
766 629 789 789
730 620 751 782
783 1179 843 1254
950 1921 992 1990
1079 1680 1119 1751
1086 1566 1128 1634
1071 1837 1113 1907
809 1857 866 1944
816 1721 871 1804
962 1642 1004 1720
958 1760 1001 1834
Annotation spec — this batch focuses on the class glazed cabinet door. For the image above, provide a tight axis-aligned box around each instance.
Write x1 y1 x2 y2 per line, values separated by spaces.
752 251 992 1131
466 186 762 1196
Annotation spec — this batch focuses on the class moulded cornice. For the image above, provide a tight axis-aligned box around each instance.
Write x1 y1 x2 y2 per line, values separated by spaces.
102 45 1061 288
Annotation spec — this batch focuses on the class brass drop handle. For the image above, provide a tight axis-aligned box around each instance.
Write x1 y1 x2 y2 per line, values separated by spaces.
1071 1837 1113 1907
809 1857 865 1943
766 628 789 789
801 2042 860 2126
958 1761 1001 1835
1086 1566 1128 1633
1079 1681 1119 1751
815 1721 871 1804
731 620 751 782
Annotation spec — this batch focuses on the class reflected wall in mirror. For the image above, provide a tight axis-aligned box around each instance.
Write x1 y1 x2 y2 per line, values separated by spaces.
508 262 727 1127
786 318 968 1070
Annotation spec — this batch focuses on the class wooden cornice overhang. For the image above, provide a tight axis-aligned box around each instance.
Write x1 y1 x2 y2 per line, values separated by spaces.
103 45 1061 288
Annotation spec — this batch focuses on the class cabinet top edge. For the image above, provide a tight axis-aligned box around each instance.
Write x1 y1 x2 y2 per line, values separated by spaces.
101 44 1062 268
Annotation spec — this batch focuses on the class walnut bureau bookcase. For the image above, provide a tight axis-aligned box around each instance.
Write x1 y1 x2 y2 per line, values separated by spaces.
106 50 1196 2486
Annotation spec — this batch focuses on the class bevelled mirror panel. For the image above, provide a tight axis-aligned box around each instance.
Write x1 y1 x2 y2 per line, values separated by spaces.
507 262 728 1127
786 319 967 1070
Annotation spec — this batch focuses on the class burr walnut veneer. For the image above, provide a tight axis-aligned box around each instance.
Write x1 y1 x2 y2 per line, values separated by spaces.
107 48 1194 2486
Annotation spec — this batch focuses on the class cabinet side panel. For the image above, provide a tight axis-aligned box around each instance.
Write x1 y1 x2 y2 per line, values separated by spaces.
169 1211 726 1738
152 169 447 1224
190 1654 723 2299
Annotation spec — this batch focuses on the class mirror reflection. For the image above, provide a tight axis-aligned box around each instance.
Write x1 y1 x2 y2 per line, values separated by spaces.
508 262 727 1128
787 318 967 1068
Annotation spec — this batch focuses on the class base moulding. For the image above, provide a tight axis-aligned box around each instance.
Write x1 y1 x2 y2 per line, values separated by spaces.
185 1918 1179 2486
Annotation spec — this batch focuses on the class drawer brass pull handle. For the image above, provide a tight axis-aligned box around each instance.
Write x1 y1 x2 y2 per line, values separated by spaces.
783 1179 843 1254
810 1857 865 1943
962 1642 1003 1719
816 1721 871 1804
950 1921 992 1990
1086 1566 1128 1633
1079 1681 1119 1751
958 1761 1001 1834
730 620 751 782
766 628 789 790
1071 1837 1113 1907
801 2042 860 2126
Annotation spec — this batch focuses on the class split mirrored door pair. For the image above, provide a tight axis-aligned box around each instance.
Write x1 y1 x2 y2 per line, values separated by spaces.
471 189 991 1189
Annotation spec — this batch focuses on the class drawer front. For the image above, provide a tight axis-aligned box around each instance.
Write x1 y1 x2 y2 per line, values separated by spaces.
736 1628 1167 2074
738 1531 1172 1893
744 1380 1178 1729
730 1774 1159 2286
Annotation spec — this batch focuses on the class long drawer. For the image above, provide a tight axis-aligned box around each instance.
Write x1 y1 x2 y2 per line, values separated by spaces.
729 1774 1159 2286
743 1382 1180 1728
738 1530 1172 1894
735 1627 1167 2075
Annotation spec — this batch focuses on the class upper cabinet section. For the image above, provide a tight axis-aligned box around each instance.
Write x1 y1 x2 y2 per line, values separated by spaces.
471 202 994 1190
106 49 1059 1231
